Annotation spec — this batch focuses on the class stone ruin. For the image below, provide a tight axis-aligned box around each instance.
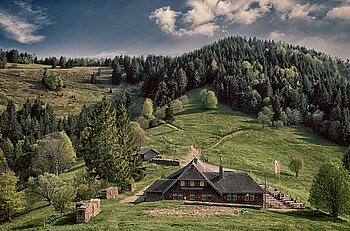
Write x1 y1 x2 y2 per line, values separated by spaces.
76 199 101 223
101 187 118 199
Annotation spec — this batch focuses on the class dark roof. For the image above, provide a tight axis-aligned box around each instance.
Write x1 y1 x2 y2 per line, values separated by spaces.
145 157 263 195
204 172 264 194
144 179 175 193
138 148 158 155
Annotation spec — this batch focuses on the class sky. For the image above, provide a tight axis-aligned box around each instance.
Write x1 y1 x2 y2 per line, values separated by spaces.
0 0 349 59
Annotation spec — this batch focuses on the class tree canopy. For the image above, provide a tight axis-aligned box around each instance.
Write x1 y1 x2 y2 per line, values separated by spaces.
309 162 350 217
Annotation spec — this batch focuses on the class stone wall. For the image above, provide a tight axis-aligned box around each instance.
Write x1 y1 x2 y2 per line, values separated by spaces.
76 199 101 223
101 187 118 199
149 158 181 166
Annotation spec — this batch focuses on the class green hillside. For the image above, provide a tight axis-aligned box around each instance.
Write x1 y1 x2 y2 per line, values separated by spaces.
148 87 346 203
1 87 349 230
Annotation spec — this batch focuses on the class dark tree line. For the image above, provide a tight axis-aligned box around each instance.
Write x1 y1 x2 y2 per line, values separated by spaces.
0 98 57 180
109 36 350 145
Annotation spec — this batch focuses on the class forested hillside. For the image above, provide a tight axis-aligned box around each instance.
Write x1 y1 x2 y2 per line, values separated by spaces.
109 36 350 145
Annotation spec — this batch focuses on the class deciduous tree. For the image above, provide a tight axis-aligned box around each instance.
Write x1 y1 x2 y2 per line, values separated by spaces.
141 98 154 119
27 173 64 205
289 157 304 178
32 131 76 175
52 183 76 218
0 171 25 221
309 162 350 218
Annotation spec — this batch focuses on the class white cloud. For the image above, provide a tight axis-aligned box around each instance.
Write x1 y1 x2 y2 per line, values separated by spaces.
0 10 45 44
183 0 216 25
327 6 350 20
150 0 321 37
0 1 50 44
149 6 180 35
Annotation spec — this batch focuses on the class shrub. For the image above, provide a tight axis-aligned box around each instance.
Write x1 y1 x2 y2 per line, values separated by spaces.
42 69 63 91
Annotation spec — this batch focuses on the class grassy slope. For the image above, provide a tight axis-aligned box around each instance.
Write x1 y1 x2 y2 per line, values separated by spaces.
148 87 346 203
1 87 349 230
0 66 110 116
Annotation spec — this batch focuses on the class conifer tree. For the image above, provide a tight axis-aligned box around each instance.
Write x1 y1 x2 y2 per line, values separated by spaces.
112 62 123 84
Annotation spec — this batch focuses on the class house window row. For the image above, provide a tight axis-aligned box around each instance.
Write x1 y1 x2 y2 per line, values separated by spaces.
225 194 257 202
179 180 205 187
167 192 216 202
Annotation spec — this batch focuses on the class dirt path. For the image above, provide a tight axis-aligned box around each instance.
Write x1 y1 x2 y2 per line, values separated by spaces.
204 129 248 151
119 186 148 204
181 145 201 166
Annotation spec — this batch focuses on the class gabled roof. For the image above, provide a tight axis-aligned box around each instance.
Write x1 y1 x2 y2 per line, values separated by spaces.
160 158 222 195
145 157 264 195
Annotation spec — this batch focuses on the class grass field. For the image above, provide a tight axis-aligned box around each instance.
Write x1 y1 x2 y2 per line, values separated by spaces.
0 85 349 230
147 87 346 204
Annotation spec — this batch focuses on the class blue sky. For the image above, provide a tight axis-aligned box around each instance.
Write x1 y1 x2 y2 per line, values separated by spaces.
0 0 349 59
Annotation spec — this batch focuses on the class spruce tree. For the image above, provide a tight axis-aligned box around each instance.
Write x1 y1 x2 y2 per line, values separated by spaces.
116 103 145 183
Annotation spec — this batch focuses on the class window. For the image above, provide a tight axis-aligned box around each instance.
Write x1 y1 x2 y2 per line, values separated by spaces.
180 181 185 187
227 194 232 201
207 194 212 201
202 194 206 201
178 193 183 200
194 181 200 187
245 194 249 201
232 194 237 201
250 194 255 201
185 181 190 187
190 180 194 187
190 194 195 200
173 194 178 200
200 181 205 187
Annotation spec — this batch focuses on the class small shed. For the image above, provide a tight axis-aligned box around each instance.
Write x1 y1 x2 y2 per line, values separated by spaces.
138 148 159 161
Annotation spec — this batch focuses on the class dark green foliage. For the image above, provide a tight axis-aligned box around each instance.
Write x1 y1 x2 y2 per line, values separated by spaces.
112 62 123 84
90 73 97 84
78 98 144 191
115 103 145 182
58 56 66 68
309 162 350 217
0 148 8 173
0 100 23 144
0 49 7 68
74 170 101 201
0 99 58 179
42 69 63 91
128 36 350 145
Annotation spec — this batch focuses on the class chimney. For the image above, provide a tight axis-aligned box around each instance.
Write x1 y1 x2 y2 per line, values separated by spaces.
219 157 224 179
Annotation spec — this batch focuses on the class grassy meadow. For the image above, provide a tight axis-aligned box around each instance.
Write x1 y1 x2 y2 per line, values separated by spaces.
0 65 112 116
0 82 349 230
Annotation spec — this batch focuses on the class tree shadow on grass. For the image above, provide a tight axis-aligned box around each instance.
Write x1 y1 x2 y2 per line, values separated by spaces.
270 210 347 223
292 126 347 148
53 212 76 226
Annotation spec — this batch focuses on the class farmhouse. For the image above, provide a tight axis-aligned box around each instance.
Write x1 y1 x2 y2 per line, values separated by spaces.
138 148 159 161
145 158 264 207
